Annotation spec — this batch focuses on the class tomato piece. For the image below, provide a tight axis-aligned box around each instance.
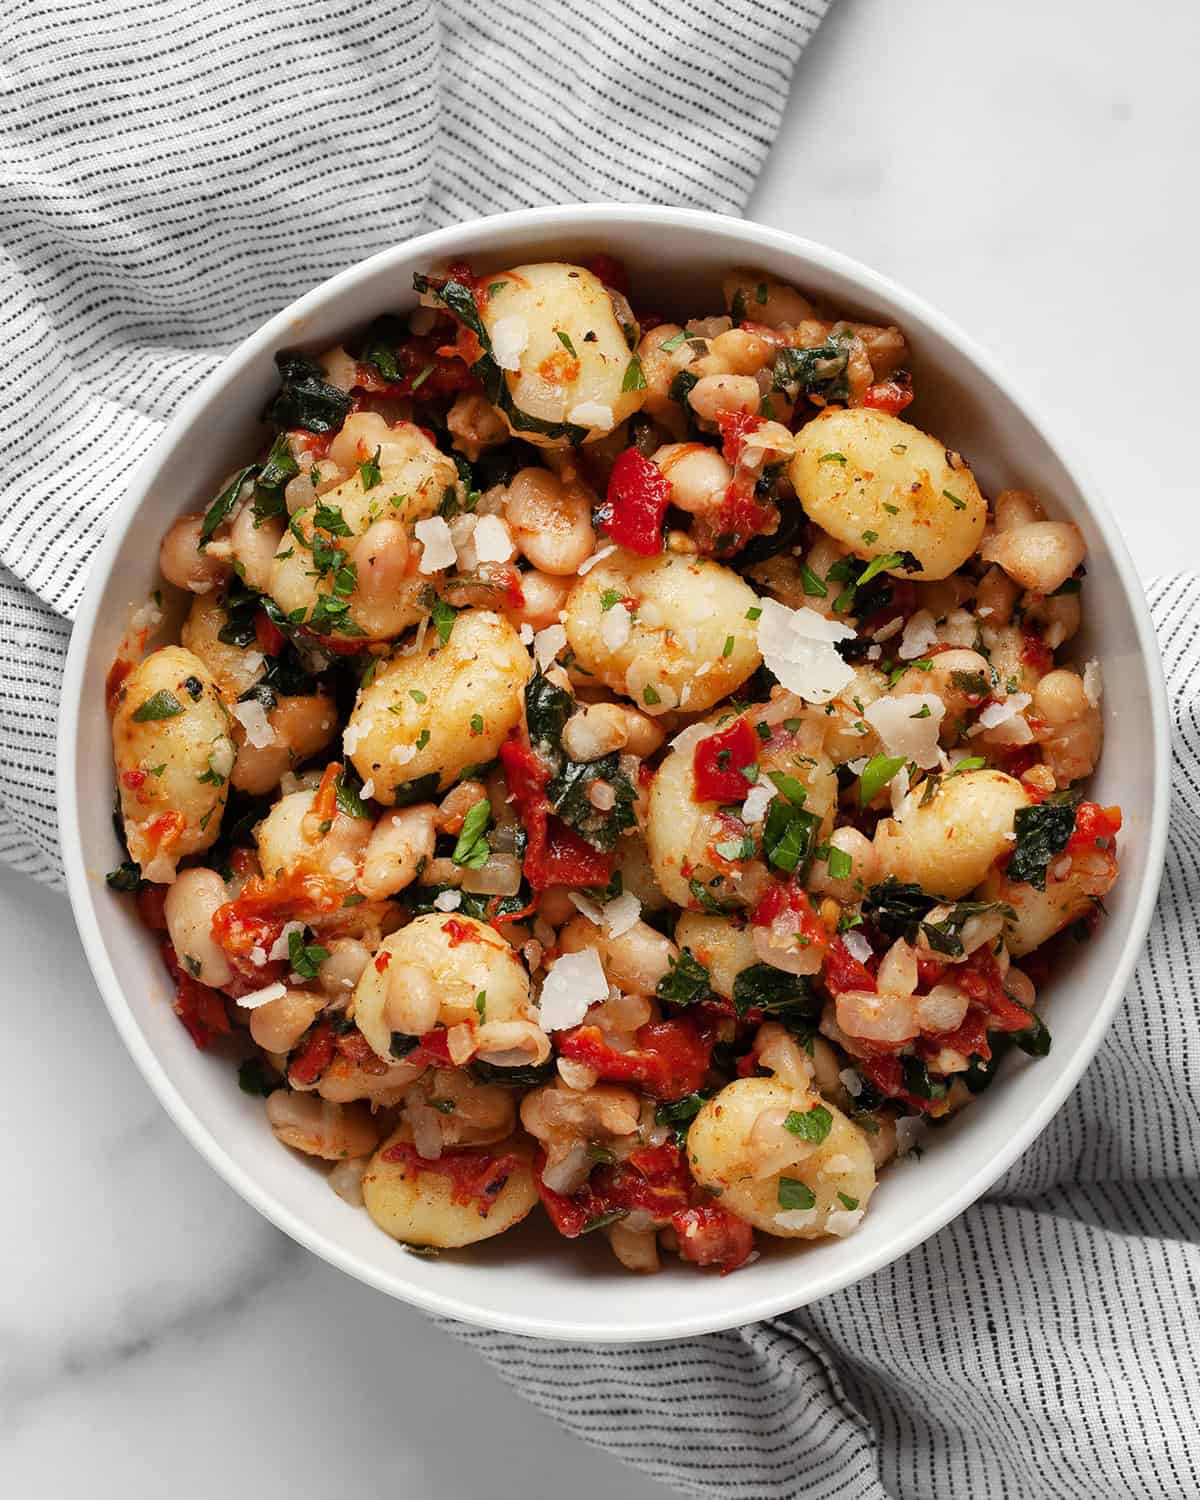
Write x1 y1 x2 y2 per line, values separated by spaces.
714 409 763 465
921 1004 992 1061
1020 629 1054 674
957 948 1031 1033
823 935 877 994
1067 802 1122 853
751 882 829 967
136 884 169 931
381 1140 519 1213
672 1204 756 1274
603 448 673 556
533 1142 694 1239
288 1019 336 1086
861 374 914 416
409 1028 453 1067
499 738 613 889
557 1019 711 1101
160 943 230 1050
692 717 759 803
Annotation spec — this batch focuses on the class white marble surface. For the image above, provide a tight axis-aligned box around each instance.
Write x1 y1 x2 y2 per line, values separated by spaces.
5 0 1198 1494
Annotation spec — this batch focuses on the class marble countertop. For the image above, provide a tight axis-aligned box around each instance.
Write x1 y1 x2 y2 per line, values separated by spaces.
5 0 1197 1494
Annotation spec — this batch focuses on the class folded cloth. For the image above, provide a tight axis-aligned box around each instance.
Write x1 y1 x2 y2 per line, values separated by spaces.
8 7 1198 1498
0 0 830 881
454 572 1200 1500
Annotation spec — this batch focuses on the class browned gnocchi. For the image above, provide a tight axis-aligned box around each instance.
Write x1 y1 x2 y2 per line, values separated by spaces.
104 252 1120 1274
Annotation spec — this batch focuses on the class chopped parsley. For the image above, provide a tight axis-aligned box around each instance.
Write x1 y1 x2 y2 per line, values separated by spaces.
288 928 330 980
656 948 712 1007
621 354 647 391
131 690 184 722
858 754 907 804
783 1104 833 1143
778 1178 816 1211
452 798 492 868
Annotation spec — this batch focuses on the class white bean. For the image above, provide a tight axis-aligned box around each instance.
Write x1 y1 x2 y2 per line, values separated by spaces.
164 868 234 987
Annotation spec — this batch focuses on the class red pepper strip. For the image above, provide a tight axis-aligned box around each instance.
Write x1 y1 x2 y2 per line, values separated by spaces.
334 1028 378 1067
533 1143 693 1238
751 883 830 975
409 1028 453 1067
534 1155 593 1237
254 608 286 657
161 942 230 1051
137 884 168 932
500 737 613 889
288 1019 336 1086
860 374 914 417
584 253 628 294
1067 802 1122 853
671 1204 756 1274
918 1005 992 1064
603 447 673 556
556 1019 711 1101
693 717 760 803
381 1140 518 1213
443 917 482 947
714 409 764 465
957 948 1033 1033
822 935 877 995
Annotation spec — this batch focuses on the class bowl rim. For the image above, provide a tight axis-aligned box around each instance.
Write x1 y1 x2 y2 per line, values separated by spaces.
58 203 1172 1342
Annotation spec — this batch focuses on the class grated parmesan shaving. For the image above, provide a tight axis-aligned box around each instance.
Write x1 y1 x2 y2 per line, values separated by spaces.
235 982 288 1010
359 778 375 801
578 544 617 576
568 891 604 925
473 513 515 563
741 779 776 824
864 693 945 769
414 516 456 573
774 1207 819 1231
389 743 417 766
600 604 631 651
602 890 641 937
839 1068 863 1098
1083 659 1102 708
268 921 306 961
533 623 567 669
843 929 873 964
824 1207 865 1237
567 400 614 429
232 698 276 750
669 722 713 756
872 615 905 644
537 947 609 1031
898 609 938 661
755 599 857 704
433 889 463 911
519 622 534 644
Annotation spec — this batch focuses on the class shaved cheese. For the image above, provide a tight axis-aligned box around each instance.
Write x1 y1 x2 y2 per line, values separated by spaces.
519 622 534 645
602 890 641 937
414 515 456 573
533 624 567 669
568 400 614 429
342 719 365 755
864 693 944 769
269 920 306 962
537 947 609 1031
600 604 631 651
774 1207 818 1231
249 945 268 968
358 778 375 801
235 982 288 1010
843 929 873 964
433 889 463 911
824 1207 865 1237
839 1068 863 1098
846 756 870 776
568 891 604 925
1083 659 1102 708
756 599 856 704
741 779 775 824
578 543 617 576
889 762 911 818
872 615 904 644
898 609 938 661
976 692 1032 730
389 743 417 766
866 644 882 661
669 722 712 756
232 698 276 750
473 513 515 563
490 315 529 371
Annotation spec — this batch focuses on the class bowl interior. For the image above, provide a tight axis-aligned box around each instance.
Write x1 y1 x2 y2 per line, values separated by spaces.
61 207 1168 1340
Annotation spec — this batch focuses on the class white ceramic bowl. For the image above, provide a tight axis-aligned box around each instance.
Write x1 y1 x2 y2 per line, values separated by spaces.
59 205 1170 1341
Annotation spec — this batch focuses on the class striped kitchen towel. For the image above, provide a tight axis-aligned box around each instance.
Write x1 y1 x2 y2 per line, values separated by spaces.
0 0 830 881
7 5 1200 1499
457 571 1200 1498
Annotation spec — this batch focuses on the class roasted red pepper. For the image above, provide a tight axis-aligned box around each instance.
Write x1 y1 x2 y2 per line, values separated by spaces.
956 947 1033 1033
857 1054 943 1116
692 717 759 803
672 1203 756 1274
557 1019 711 1100
603 447 673 556
288 1019 336 1086
822 935 877 995
584 253 628 294
919 1004 992 1063
750 883 829 974
1067 802 1122 853
381 1140 518 1213
714 409 763 465
861 374 914 417
161 942 230 1051
1020 629 1054 674
500 737 613 889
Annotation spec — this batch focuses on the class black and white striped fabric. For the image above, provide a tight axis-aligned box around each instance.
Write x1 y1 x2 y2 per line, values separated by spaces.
0 0 828 882
458 571 1200 1500
5 6 1198 1496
